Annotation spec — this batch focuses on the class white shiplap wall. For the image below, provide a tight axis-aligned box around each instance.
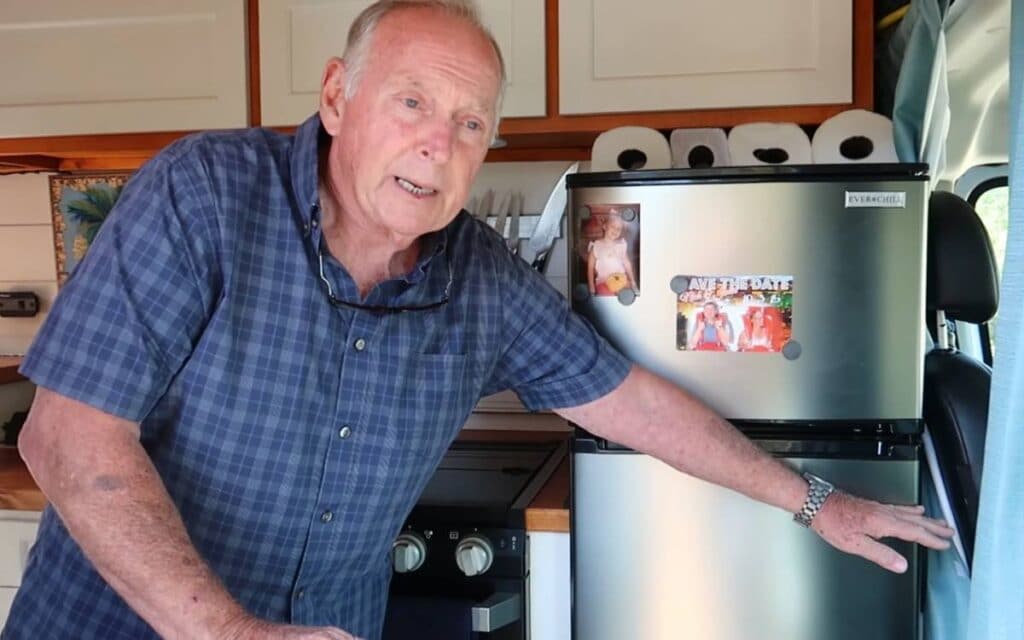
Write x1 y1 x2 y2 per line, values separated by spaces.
0 173 54 423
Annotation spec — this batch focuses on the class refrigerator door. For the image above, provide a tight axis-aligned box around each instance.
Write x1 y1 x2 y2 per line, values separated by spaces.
572 449 920 640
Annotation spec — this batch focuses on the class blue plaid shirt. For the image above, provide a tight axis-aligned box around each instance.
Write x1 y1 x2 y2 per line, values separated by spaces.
5 114 629 640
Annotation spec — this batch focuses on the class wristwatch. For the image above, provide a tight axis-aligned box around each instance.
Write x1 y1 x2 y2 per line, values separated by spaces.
793 472 835 528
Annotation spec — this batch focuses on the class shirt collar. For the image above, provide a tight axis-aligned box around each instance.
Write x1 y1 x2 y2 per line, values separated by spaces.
290 113 324 227
406 225 449 282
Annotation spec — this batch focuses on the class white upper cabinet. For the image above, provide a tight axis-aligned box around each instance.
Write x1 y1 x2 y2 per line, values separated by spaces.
482 0 546 118
258 0 546 127
0 1 248 138
558 0 853 115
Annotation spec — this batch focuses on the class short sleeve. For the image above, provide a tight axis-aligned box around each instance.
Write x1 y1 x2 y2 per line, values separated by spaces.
483 255 631 411
20 146 222 421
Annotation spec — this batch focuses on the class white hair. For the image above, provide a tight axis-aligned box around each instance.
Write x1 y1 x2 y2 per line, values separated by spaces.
342 0 506 132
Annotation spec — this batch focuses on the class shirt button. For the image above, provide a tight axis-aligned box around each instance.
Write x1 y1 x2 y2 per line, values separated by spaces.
338 426 352 439
296 588 305 599
354 338 367 351
320 510 334 523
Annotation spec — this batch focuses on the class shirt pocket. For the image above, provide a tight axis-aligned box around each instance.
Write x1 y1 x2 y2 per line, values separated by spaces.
366 353 472 525
379 352 472 462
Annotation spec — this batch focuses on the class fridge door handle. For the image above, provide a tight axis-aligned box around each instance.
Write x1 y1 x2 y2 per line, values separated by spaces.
471 592 521 632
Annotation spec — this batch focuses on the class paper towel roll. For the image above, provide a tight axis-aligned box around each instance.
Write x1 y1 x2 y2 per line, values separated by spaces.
591 127 672 172
670 128 731 168
812 109 899 163
728 123 812 166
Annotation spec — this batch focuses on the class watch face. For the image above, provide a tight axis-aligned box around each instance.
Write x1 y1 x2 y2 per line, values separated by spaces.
804 472 834 491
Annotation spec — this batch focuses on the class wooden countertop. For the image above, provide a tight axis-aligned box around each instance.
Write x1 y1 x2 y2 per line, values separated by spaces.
0 356 26 385
0 447 45 511
525 455 570 533
0 430 573 530
457 429 571 533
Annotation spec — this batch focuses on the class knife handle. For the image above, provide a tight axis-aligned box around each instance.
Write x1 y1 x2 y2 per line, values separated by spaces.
530 250 549 273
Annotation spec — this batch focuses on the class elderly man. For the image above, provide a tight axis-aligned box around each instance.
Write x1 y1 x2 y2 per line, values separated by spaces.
4 1 953 639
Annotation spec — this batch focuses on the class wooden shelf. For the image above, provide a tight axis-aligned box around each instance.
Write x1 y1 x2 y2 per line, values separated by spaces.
0 357 25 385
0 131 196 172
0 155 61 174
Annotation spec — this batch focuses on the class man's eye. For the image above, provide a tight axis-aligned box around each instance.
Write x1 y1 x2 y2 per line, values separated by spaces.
465 120 482 131
403 97 419 109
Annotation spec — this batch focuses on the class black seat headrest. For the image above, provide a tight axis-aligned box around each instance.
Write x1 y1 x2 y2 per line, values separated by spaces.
927 191 1000 323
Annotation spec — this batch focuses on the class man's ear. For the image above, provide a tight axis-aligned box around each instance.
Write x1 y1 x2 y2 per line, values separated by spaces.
319 57 348 135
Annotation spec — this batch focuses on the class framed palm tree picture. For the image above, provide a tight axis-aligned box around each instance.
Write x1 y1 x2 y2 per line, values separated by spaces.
49 172 134 284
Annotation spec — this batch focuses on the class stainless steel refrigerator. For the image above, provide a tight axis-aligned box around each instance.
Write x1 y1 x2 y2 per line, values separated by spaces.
567 164 929 640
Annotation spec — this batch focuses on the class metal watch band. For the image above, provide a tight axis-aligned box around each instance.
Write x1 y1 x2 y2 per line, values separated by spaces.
794 472 835 528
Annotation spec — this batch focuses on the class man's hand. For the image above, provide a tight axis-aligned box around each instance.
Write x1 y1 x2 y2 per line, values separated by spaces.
811 492 956 573
219 615 364 640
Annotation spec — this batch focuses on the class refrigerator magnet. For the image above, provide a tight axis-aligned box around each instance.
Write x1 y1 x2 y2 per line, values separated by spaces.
574 204 640 300
675 275 794 353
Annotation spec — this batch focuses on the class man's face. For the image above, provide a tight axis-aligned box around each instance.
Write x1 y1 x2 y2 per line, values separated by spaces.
322 7 500 243
704 303 718 319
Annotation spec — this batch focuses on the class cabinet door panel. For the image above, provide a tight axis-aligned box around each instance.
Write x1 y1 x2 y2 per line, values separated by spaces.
480 0 546 119
559 0 852 115
0 1 248 137
259 0 545 127
258 0 366 127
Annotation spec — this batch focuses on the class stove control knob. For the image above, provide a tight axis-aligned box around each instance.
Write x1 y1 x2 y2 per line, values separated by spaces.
393 532 427 574
455 534 494 576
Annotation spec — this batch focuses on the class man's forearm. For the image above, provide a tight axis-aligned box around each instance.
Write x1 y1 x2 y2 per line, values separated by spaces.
19 389 247 640
559 366 808 514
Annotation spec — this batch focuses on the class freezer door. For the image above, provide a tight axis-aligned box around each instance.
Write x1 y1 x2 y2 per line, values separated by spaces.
572 452 920 640
568 175 929 422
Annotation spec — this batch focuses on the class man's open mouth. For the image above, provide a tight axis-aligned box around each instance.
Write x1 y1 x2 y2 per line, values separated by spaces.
396 177 438 197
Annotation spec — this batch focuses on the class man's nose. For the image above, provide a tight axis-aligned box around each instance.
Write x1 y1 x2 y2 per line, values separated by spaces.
418 117 455 163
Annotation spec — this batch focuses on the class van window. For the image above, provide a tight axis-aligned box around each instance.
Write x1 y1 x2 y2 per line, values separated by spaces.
975 185 1009 273
970 182 1009 355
